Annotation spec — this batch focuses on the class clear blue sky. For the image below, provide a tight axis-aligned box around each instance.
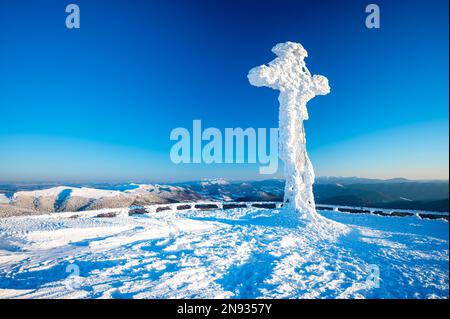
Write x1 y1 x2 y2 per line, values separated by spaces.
0 0 448 182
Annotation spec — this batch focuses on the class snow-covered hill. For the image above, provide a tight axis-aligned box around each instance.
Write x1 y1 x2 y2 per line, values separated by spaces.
0 184 204 217
0 179 448 218
0 206 447 298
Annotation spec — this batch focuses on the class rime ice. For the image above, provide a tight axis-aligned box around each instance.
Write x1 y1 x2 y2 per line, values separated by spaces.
248 42 330 221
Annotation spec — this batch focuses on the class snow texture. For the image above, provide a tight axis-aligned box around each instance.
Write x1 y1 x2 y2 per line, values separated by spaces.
248 42 330 222
0 207 447 299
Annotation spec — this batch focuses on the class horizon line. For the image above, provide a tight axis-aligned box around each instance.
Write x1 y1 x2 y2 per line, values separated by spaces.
0 176 448 185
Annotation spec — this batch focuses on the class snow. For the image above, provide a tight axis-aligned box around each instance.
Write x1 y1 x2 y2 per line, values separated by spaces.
13 186 71 199
0 194 9 204
0 206 447 299
127 184 180 195
12 186 121 200
70 187 121 199
248 42 330 221
200 178 230 186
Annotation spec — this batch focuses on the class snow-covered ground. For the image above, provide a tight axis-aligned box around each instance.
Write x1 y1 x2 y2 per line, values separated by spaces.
0 206 447 299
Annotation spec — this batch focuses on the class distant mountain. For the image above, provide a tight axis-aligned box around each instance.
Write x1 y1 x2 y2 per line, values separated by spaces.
177 179 449 212
0 177 448 217
315 176 447 184
372 198 449 212
314 182 448 202
0 184 204 217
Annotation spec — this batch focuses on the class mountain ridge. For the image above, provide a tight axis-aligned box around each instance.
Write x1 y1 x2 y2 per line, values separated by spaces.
0 178 448 217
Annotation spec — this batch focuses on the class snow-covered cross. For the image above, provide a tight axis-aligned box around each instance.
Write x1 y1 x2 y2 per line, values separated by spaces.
248 41 330 221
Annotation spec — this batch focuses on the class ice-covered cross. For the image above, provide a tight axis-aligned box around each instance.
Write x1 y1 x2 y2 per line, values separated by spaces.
248 41 330 221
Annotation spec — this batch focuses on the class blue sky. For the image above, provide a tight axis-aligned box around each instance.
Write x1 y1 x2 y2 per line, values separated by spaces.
0 0 448 182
